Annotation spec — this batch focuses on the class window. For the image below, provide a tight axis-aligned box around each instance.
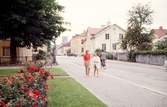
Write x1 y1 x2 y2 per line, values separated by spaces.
81 39 84 44
113 28 116 31
3 47 10 56
102 44 106 50
119 33 123 39
105 33 109 39
81 48 84 52
112 44 116 50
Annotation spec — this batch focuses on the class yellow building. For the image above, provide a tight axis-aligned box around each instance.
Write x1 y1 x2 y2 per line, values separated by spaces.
70 31 86 56
0 40 47 64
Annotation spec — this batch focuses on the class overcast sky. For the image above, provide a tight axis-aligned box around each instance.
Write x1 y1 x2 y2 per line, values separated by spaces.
55 0 167 44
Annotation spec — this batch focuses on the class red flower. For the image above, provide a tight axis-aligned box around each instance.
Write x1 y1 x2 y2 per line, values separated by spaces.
15 104 19 107
18 69 24 73
22 87 28 92
26 75 32 79
39 68 45 73
32 104 37 107
41 95 46 100
43 84 50 90
30 66 38 72
11 76 16 79
46 71 51 76
0 101 6 106
26 79 29 83
33 90 40 96
28 90 34 97
51 75 54 79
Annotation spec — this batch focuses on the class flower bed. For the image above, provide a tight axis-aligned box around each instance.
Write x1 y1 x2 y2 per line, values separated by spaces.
0 61 54 107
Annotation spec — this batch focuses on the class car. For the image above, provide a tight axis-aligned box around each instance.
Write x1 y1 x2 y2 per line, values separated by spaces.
68 53 77 57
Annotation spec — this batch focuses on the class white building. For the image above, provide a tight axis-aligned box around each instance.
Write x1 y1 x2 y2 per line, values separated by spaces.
84 21 126 54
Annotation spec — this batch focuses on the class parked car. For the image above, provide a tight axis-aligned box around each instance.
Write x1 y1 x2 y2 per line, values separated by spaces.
68 53 77 57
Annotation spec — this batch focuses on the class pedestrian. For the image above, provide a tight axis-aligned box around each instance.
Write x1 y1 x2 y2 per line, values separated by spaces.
83 50 91 76
93 52 101 77
99 50 107 69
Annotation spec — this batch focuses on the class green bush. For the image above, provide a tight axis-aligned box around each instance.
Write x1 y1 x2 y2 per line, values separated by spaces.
36 50 48 60
0 61 54 107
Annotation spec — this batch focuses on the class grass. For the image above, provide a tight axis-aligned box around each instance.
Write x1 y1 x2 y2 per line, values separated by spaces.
0 69 18 76
49 68 67 74
0 68 66 76
0 68 108 107
47 78 107 107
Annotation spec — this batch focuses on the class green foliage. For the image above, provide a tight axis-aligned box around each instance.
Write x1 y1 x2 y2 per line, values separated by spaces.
95 48 103 53
36 50 48 60
94 48 117 60
121 2 154 51
106 53 116 60
0 0 68 61
0 0 66 47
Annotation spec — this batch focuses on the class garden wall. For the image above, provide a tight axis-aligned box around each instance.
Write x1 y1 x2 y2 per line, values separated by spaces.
116 53 167 66
135 55 167 66
116 53 128 61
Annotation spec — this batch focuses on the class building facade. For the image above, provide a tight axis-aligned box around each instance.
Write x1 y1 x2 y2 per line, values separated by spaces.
84 22 126 54
70 31 86 55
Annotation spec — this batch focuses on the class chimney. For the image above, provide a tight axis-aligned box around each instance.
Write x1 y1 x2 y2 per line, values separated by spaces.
107 20 111 26
159 26 163 30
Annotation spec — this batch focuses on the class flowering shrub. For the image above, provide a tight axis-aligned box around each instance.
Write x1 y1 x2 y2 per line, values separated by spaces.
0 61 54 107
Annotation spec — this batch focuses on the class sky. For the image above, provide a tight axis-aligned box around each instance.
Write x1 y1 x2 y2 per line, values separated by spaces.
55 0 167 45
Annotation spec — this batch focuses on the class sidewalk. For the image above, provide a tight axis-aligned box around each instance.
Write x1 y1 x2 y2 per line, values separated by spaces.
56 59 167 107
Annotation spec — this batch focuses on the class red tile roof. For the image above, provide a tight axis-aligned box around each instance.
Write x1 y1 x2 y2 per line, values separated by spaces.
87 27 105 36
153 26 167 38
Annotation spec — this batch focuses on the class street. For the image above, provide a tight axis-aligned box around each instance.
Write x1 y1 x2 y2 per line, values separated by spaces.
56 56 167 107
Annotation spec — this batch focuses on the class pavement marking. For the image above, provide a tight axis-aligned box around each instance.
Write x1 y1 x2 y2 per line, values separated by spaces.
59 59 167 97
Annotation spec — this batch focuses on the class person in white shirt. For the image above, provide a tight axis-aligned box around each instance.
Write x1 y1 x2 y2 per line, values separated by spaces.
93 52 101 77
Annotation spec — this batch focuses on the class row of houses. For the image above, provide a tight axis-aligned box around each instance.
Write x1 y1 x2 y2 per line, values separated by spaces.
56 21 167 56
0 21 166 64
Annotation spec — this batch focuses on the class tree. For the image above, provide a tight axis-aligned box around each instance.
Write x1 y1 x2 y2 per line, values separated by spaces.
120 2 155 51
0 0 67 63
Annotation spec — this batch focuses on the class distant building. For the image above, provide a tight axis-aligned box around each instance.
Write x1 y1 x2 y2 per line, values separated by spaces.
62 36 68 44
153 26 167 38
70 31 86 55
153 26 167 43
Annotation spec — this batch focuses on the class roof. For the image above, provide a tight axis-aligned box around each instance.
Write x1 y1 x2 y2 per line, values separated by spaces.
71 30 87 40
153 26 167 38
87 27 105 36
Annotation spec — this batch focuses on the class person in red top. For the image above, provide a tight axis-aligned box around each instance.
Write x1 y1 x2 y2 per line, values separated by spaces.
83 50 90 76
